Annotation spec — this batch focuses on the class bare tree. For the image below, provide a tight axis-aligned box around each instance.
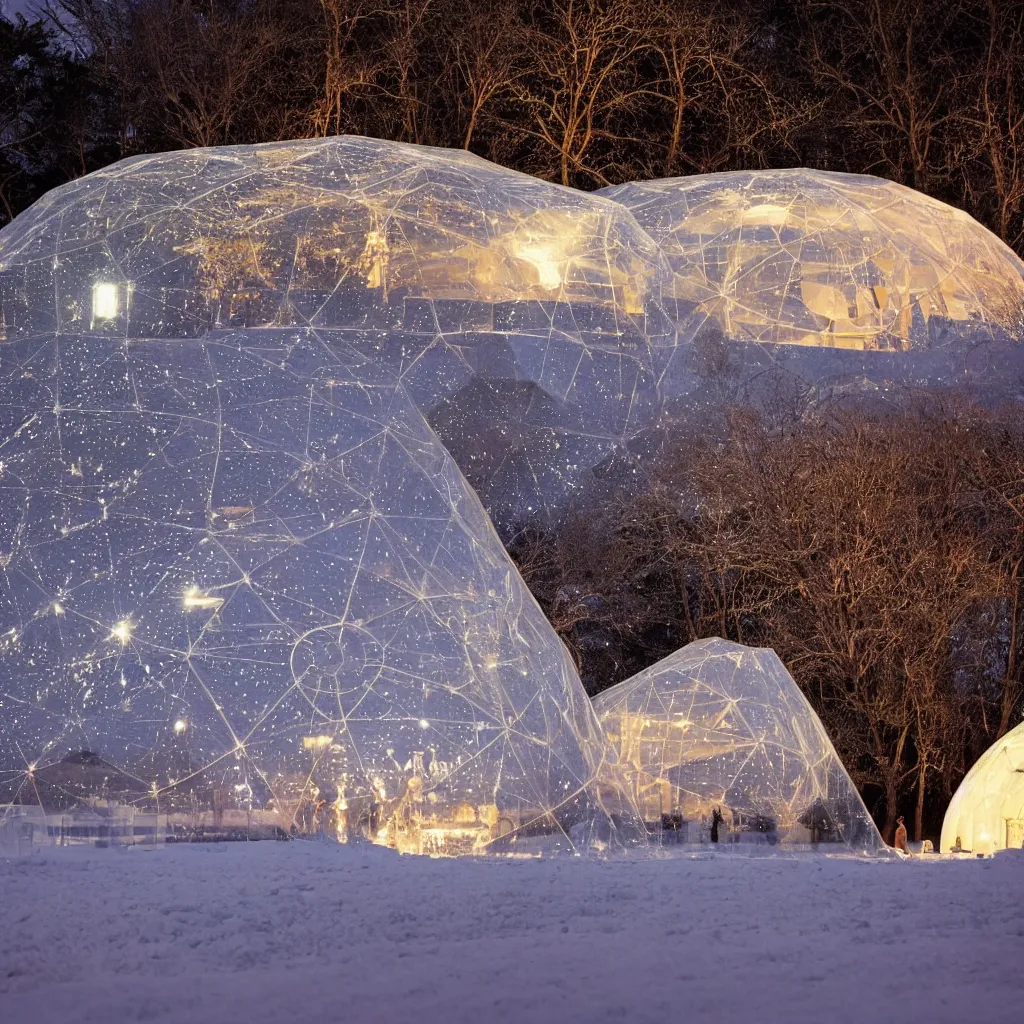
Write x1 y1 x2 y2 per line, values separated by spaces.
440 0 523 152
801 0 966 190
309 0 391 139
958 0 1024 251
506 0 658 186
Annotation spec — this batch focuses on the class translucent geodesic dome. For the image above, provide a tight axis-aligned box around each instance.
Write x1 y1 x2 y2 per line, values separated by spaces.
601 169 1024 353
941 721 1024 855
593 638 884 851
3 135 1016 857
0 136 674 538
0 316 612 854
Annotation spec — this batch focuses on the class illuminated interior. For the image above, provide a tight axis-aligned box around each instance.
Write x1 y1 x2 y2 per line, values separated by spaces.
91 281 120 321
593 638 884 851
601 169 1024 350
940 720 1024 855
0 137 675 539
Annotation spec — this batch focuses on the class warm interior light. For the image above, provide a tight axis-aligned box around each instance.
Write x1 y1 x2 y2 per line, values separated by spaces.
109 619 133 644
173 719 188 734
302 735 333 751
513 240 562 289
92 282 119 320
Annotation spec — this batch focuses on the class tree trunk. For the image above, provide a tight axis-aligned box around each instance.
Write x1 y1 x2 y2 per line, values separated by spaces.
914 756 926 841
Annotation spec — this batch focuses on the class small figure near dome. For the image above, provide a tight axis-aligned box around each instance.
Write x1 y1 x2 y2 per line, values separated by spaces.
893 816 909 854
710 807 724 843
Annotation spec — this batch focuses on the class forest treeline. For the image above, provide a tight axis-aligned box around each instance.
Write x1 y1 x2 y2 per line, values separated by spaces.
510 401 1024 842
3 0 1024 251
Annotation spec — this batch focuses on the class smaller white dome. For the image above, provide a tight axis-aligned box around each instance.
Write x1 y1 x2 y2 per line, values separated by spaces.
941 720 1024 854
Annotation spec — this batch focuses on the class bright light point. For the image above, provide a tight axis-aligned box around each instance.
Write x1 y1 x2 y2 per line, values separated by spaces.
109 619 133 644
302 735 332 751
484 658 498 671
182 586 224 610
419 719 430 729
173 719 188 734
92 281 119 320
52 601 64 615
514 240 562 289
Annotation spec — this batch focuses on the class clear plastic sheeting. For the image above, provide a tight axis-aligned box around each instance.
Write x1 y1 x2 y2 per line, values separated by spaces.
3 135 1016 858
593 638 884 851
941 721 1024 855
0 322 614 856
601 169 1024 352
0 136 675 538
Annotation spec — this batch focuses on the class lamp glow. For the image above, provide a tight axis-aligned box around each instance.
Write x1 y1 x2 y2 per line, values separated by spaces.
513 240 562 289
92 282 119 320
109 619 133 644
302 735 333 751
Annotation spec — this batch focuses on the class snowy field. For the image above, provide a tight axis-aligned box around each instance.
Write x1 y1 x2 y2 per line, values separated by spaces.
1 842 1022 1024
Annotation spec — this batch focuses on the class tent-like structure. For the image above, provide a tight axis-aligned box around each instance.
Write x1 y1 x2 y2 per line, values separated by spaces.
2 135 1016 857
593 638 884 851
941 721 1024 855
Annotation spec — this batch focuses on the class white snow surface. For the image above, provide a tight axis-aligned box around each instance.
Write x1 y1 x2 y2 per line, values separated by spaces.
1 842 1021 1024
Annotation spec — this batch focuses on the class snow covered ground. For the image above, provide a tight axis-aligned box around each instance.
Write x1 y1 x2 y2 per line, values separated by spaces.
1 841 1021 1024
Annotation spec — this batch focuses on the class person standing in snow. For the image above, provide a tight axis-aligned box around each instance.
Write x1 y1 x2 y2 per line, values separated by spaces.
710 807 724 843
893 816 909 854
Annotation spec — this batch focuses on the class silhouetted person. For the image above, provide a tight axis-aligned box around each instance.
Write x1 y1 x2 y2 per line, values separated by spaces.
710 807 723 843
893 815 909 854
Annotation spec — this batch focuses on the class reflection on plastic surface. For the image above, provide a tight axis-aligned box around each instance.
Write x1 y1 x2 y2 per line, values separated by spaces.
0 136 676 538
0 321 615 854
593 639 884 851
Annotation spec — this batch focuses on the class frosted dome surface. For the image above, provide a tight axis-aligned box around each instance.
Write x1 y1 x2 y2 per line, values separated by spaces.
601 169 1024 352
593 638 884 851
0 136 674 537
941 720 1024 855
0 318 612 854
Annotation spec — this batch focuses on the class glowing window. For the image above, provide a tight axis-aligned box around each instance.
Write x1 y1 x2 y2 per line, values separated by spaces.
92 282 119 320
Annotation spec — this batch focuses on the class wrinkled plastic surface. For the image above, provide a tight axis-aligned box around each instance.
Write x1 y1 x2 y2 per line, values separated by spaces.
601 169 1024 351
0 322 613 854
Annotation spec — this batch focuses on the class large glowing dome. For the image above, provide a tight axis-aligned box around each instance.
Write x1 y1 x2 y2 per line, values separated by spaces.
601 169 1024 352
593 639 884 851
941 720 1024 855
2 135 1020 856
